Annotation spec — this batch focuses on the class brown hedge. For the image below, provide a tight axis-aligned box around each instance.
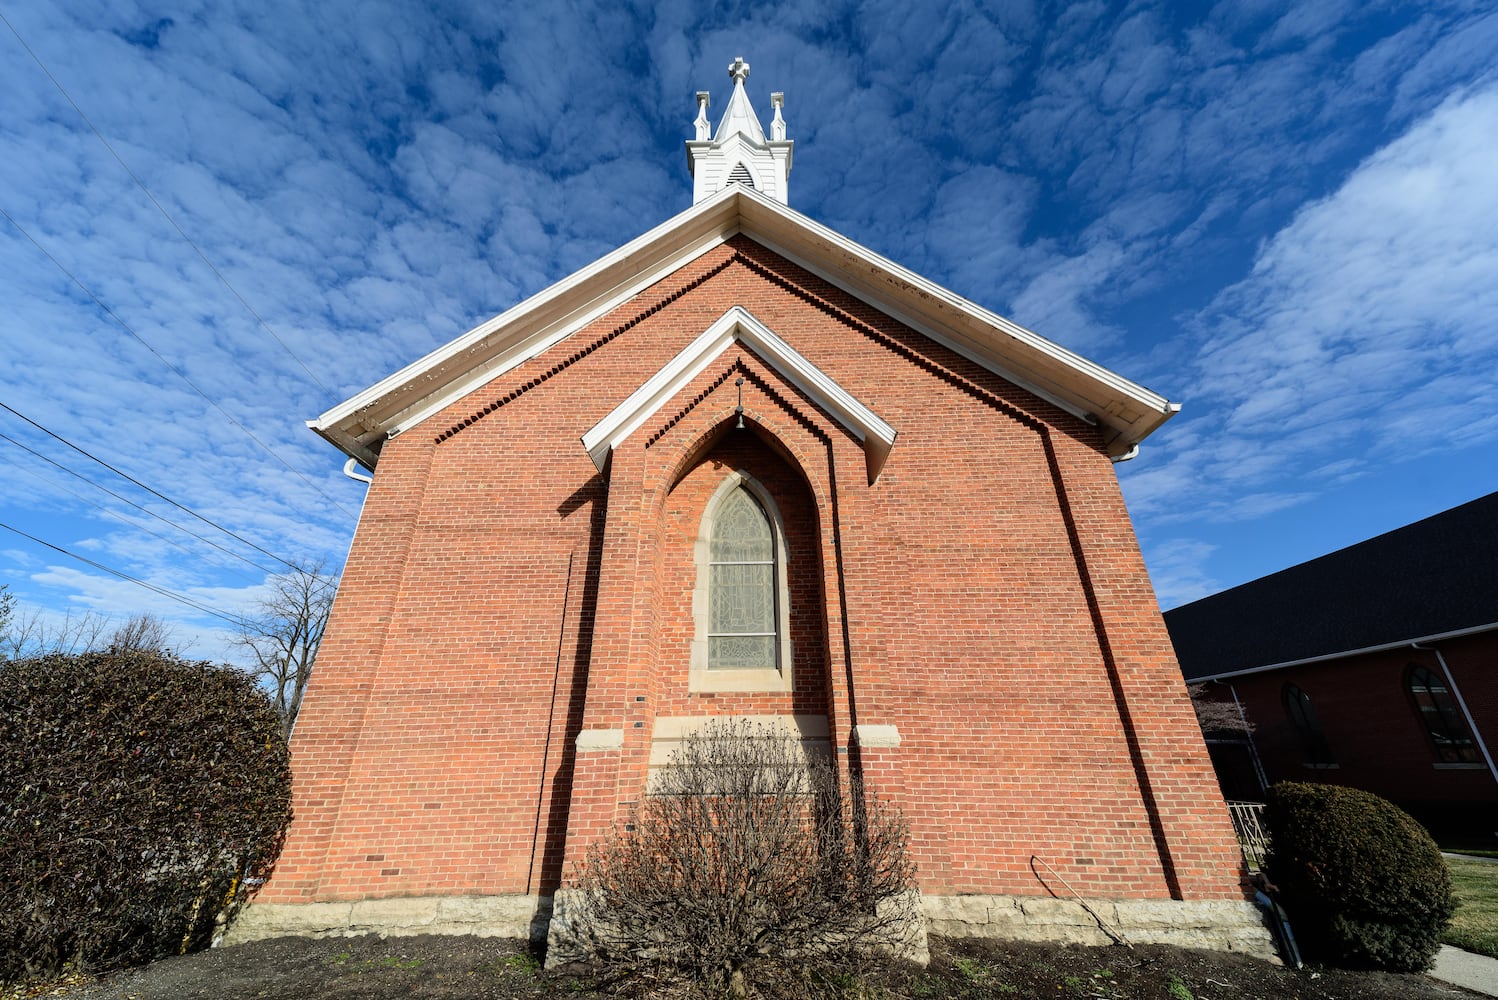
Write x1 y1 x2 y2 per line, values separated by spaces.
0 650 292 984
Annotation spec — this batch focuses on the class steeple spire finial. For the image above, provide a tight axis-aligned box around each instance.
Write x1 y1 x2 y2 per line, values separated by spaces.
685 56 794 205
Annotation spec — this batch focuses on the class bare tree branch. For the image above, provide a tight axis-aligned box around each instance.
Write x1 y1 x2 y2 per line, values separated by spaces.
107 613 176 654
234 561 337 742
0 586 13 652
1 605 112 661
1188 682 1256 738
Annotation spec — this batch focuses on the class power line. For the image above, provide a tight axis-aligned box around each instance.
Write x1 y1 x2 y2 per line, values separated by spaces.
0 9 334 397
0 430 273 578
0 401 301 573
2 443 256 577
0 520 250 630
0 206 359 521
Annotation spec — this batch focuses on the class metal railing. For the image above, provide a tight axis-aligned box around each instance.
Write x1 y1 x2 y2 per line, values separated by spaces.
1227 800 1270 870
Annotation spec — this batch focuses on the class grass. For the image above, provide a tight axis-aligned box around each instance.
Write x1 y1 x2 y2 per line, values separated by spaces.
943 954 1017 995
327 949 425 972
1444 857 1498 959
1166 974 1195 1000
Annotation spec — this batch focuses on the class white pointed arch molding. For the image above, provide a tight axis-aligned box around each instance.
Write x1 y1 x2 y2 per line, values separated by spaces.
580 306 897 482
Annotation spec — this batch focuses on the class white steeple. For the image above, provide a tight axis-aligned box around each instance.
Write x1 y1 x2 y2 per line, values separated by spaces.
686 57 793 204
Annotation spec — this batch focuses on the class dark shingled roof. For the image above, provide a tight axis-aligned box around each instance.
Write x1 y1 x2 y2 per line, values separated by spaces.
1165 491 1498 680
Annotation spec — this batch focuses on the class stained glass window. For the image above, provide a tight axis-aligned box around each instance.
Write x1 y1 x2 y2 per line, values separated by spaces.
1407 664 1480 764
707 487 777 669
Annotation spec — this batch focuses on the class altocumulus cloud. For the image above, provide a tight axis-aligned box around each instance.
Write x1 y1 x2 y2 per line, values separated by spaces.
1123 80 1498 604
3 0 1497 647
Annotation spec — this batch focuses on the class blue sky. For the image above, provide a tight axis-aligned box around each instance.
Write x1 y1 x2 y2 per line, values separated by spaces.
2 1 1495 662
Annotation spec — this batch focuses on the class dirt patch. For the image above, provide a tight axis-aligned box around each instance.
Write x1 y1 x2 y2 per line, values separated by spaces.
12 934 1480 999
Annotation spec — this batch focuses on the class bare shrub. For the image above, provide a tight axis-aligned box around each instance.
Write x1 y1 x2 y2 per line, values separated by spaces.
563 718 919 996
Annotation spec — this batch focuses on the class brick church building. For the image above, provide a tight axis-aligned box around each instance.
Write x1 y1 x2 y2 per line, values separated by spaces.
230 59 1270 954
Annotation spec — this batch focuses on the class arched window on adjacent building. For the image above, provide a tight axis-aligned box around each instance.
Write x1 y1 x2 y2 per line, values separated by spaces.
690 472 793 692
1406 664 1480 764
1283 684 1336 767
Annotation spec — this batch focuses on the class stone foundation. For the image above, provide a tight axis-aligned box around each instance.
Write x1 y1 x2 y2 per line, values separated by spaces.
922 895 1276 958
224 892 1275 962
219 894 550 946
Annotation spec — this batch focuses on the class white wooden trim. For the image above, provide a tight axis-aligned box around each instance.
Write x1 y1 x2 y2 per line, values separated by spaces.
309 187 1175 466
580 306 897 481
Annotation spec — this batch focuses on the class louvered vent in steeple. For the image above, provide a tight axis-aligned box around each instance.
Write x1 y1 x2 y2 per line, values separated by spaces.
726 163 756 189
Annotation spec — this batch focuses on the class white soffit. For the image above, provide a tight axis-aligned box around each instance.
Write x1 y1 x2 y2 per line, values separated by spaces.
308 186 1176 468
581 306 897 482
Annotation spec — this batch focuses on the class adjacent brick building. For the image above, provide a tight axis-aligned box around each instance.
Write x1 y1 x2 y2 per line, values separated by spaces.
1167 491 1498 838
229 60 1270 953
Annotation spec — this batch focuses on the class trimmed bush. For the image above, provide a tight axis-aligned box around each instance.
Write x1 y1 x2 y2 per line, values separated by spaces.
1264 781 1453 971
0 650 292 984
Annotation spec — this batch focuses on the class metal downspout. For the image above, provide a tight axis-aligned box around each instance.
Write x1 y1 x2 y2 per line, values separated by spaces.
1227 682 1270 794
343 458 374 484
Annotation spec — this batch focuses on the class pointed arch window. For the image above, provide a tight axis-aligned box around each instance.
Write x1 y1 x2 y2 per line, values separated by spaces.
708 487 777 668
1283 684 1336 768
1406 664 1480 764
691 471 793 692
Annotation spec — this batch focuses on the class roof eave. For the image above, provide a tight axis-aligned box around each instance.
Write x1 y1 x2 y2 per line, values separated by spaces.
1185 619 1498 683
731 191 1178 454
309 186 747 465
309 186 1178 466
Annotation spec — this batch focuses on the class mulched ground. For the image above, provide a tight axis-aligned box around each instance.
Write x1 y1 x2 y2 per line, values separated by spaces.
10 934 1481 1000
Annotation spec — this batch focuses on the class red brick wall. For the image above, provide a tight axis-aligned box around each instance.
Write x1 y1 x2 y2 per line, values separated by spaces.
262 236 1245 907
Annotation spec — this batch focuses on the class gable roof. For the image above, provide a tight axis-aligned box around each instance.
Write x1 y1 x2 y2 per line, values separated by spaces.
1166 491 1498 681
310 185 1178 469
581 305 897 483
